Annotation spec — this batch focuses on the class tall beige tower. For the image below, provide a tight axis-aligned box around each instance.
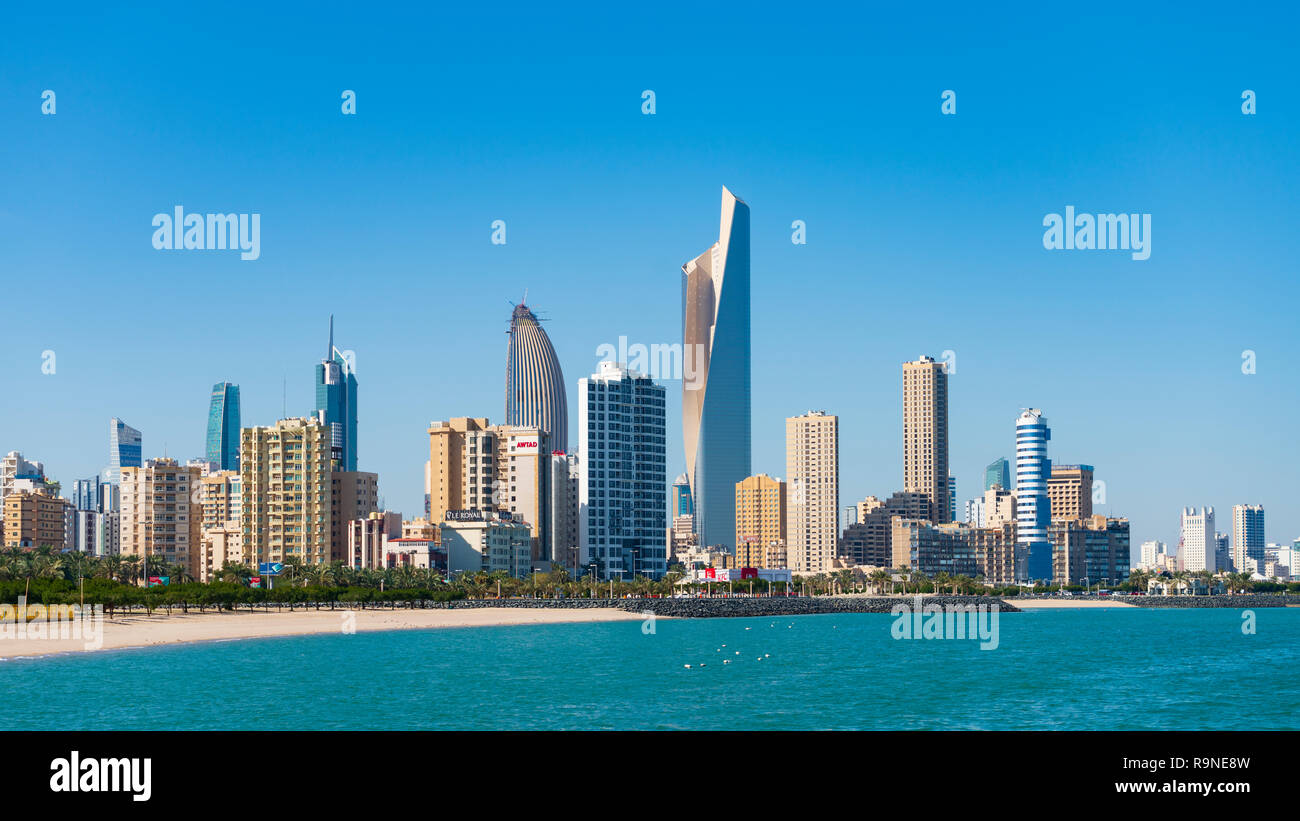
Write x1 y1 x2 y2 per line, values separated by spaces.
902 356 950 523
240 417 332 566
785 411 839 574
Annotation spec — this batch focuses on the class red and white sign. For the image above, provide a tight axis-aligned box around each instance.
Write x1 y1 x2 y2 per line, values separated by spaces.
512 436 540 451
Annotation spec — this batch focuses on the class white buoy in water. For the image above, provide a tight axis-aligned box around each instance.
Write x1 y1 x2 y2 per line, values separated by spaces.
684 664 691 669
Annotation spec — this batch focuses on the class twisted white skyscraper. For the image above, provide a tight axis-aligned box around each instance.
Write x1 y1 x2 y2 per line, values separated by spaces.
682 187 751 550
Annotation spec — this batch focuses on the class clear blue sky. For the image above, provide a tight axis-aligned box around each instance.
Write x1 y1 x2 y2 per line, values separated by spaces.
2 3 1297 558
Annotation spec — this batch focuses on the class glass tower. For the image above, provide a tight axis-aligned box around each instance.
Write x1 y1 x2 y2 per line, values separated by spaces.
984 457 1011 491
108 418 142 484
315 316 358 471
681 187 751 551
206 382 241 471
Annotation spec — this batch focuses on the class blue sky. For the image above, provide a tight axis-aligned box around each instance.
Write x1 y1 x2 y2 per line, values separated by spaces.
2 3 1297 558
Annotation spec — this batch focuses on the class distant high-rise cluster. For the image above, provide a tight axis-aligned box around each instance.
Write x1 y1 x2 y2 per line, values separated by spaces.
6 182 1281 593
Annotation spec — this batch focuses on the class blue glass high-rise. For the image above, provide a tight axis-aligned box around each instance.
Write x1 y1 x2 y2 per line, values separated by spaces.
206 382 241 471
315 317 358 471
108 418 141 484
984 457 1011 491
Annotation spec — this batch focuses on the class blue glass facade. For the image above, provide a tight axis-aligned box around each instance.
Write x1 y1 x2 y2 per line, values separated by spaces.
108 417 141 483
206 382 241 471
315 319 358 471
984 457 1011 491
682 188 751 551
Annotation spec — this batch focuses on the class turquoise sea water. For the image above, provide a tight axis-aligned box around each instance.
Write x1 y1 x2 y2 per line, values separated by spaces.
2 608 1297 730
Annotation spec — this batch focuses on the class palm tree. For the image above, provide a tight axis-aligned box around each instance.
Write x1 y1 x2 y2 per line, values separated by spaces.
868 568 891 595
932 572 952 596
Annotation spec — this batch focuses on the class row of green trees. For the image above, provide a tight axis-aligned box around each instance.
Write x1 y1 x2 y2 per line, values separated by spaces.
3 546 1294 612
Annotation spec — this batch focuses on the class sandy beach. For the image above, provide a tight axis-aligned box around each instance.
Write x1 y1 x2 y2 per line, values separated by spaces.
1010 598 1136 609
0 607 643 660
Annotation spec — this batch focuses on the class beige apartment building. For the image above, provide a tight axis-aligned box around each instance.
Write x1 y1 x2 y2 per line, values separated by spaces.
427 417 549 561
240 417 332 567
735 473 786 569
198 523 249 582
1048 464 1093 521
119 458 203 579
2 488 72 549
197 470 245 582
902 356 950 523
786 411 839 574
983 486 1018 527
330 471 379 561
199 471 241 531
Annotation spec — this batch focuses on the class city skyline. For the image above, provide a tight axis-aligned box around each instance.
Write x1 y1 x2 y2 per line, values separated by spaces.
3 7 1297 559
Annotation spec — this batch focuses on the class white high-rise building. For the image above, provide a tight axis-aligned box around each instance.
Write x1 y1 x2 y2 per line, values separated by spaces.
579 362 667 580
1139 540 1167 569
1015 409 1052 581
1232 504 1265 573
785 411 839 574
1180 507 1216 572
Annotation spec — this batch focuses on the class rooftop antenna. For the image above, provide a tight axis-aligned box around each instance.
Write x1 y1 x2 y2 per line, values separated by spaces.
328 314 334 360
282 376 287 419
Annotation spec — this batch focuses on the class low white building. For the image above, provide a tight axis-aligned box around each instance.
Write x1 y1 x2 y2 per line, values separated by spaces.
441 513 532 578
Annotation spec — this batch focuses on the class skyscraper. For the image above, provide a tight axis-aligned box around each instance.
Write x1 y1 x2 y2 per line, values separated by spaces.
1181 506 1216 572
206 382 241 472
1015 409 1052 581
1232 504 1265 573
902 356 950 523
505 301 569 455
241 417 333 566
579 362 667 580
315 316 358 471
108 418 142 484
786 411 839 574
984 457 1011 491
682 186 751 551
672 474 693 517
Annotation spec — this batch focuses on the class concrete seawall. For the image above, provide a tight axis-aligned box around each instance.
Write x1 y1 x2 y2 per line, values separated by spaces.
1122 594 1296 608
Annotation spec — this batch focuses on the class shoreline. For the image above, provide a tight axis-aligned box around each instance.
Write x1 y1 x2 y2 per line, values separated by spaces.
0 607 644 660
1008 598 1136 609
